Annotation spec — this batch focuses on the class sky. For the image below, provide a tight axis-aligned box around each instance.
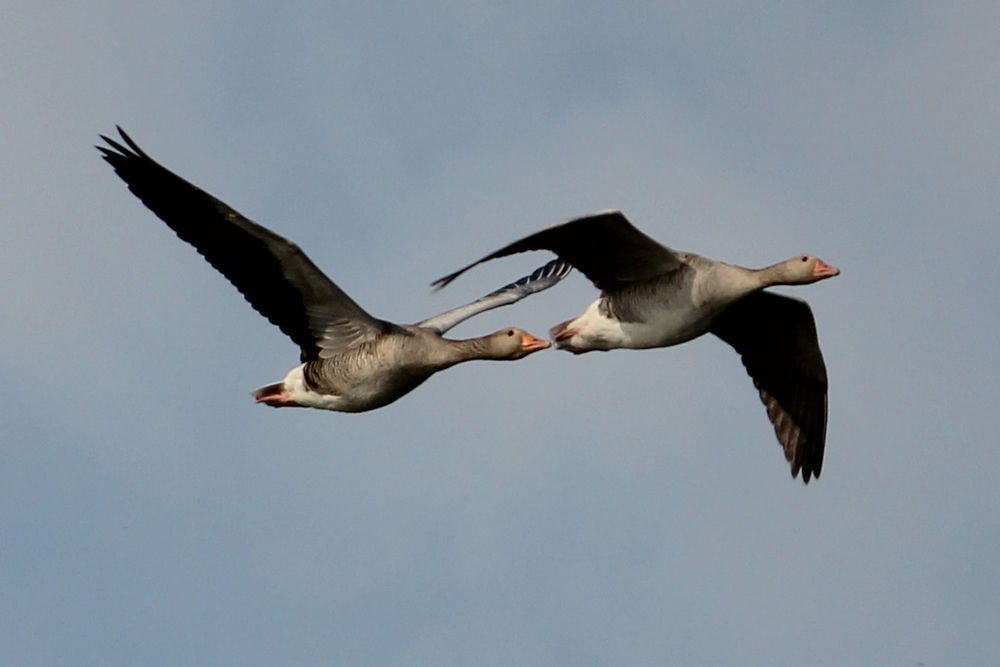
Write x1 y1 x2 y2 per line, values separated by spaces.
2 2 998 664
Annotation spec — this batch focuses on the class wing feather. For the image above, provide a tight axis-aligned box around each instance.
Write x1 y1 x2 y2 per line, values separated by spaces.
98 127 395 361
710 292 829 482
418 258 572 334
433 211 682 292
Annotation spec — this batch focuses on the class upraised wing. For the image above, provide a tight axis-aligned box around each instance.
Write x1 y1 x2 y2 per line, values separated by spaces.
98 127 399 361
432 210 682 292
418 258 572 334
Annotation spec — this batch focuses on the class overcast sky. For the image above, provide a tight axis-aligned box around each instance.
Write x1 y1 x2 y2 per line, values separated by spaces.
3 2 998 664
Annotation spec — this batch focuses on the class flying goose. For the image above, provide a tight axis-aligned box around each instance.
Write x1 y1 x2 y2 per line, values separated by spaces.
433 210 839 481
98 128 569 412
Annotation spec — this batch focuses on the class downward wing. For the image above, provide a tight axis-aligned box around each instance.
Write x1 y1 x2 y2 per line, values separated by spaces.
418 258 572 334
98 127 398 361
710 292 829 483
433 210 682 292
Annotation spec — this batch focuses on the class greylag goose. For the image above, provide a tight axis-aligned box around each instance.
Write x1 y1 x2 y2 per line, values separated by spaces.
434 210 839 482
98 128 569 412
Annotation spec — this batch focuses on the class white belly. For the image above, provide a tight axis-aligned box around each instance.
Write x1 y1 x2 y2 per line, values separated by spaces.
554 294 723 352
624 301 716 348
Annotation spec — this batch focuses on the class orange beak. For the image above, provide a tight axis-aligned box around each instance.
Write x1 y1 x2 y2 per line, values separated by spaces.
813 259 841 279
519 332 551 353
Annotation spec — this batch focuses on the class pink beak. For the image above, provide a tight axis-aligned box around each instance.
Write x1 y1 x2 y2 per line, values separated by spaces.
813 259 841 279
520 332 551 353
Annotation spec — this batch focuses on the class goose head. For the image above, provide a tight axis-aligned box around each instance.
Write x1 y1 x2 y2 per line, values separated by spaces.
771 255 841 285
483 328 551 359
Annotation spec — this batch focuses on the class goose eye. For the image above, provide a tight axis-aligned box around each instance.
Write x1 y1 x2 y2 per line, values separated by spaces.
506 329 515 336
801 256 809 262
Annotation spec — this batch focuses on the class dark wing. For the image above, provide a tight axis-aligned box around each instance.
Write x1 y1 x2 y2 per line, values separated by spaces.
98 127 398 361
417 258 572 334
710 292 829 483
432 210 682 292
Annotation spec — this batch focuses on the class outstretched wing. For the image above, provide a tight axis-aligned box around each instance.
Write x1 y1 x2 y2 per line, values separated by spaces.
418 258 572 334
98 127 398 361
432 210 682 292
710 292 829 483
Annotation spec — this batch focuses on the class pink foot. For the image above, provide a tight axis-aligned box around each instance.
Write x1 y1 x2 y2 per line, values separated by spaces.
255 390 296 407
552 326 578 342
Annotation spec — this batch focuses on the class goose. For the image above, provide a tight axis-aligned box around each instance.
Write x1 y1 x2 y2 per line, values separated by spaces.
98 127 569 412
433 210 840 482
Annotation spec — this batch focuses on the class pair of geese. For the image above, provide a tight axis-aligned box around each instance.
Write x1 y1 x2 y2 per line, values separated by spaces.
99 128 839 483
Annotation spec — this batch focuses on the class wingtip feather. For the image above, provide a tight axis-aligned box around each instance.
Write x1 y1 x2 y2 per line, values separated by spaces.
431 267 467 291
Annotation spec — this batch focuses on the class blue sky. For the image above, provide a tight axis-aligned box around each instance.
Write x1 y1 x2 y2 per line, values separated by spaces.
2 2 998 664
